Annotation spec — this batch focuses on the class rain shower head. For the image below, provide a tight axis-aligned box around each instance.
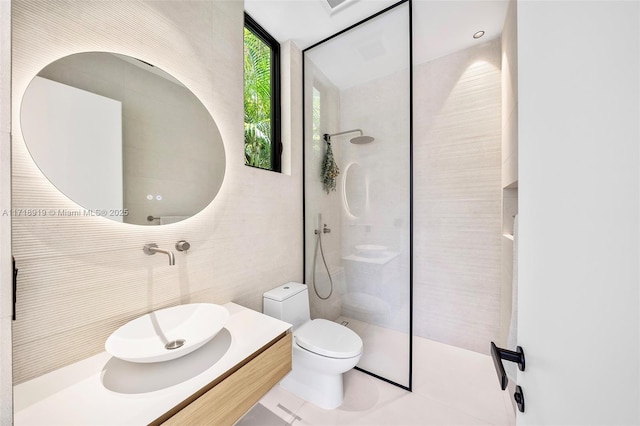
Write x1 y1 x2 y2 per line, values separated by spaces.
350 135 374 144
323 129 375 144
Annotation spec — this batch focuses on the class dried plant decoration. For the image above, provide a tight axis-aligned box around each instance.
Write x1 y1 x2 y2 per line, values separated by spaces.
321 142 340 194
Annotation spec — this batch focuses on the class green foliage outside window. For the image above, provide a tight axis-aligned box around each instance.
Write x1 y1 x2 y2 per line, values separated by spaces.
244 27 272 170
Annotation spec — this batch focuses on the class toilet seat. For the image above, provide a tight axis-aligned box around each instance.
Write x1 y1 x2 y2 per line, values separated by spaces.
294 319 362 359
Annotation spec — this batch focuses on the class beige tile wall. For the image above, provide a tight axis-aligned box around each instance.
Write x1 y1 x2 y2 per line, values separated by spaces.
502 0 518 189
413 38 503 354
11 0 303 384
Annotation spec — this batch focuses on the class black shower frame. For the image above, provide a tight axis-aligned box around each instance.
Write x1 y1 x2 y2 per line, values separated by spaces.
301 0 414 392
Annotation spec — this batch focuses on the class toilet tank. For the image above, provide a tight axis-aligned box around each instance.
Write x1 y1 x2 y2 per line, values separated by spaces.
263 282 310 327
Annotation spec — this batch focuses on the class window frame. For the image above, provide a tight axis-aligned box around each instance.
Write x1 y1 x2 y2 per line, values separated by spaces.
244 13 282 172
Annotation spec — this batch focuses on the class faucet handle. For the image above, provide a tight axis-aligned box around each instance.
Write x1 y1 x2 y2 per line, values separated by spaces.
143 243 159 255
176 240 190 253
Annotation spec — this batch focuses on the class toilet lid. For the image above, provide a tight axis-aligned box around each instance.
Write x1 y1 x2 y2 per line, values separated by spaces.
294 319 363 359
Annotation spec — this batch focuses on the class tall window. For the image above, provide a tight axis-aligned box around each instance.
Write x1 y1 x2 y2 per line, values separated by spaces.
244 14 281 172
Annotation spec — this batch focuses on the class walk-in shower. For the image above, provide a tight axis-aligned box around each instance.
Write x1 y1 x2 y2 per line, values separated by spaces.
303 0 412 389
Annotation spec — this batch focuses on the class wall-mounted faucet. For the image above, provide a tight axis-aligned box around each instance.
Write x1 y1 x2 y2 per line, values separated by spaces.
143 243 175 266
314 224 331 235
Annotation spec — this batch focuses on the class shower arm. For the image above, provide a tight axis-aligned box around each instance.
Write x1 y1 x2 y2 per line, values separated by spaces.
323 129 364 142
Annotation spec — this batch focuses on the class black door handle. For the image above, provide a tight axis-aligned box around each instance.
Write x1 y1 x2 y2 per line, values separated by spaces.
12 256 18 320
514 385 525 413
490 341 525 390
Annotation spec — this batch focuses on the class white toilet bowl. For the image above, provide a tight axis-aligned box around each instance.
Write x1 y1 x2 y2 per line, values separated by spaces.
263 283 363 410
281 318 362 409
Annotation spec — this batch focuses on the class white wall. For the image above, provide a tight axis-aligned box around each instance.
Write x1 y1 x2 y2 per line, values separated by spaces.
0 0 12 420
21 76 124 220
11 0 303 385
518 1 639 423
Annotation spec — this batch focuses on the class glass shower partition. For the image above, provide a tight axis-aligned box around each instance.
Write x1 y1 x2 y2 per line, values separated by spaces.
303 1 412 389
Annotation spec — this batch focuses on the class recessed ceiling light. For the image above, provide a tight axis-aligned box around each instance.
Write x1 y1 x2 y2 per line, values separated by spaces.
473 30 485 39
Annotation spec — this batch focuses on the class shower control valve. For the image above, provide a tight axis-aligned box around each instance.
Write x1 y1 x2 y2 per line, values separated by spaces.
176 240 190 253
323 224 331 234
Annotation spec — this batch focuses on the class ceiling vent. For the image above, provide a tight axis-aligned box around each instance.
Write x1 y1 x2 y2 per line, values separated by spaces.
322 0 357 15
326 0 348 8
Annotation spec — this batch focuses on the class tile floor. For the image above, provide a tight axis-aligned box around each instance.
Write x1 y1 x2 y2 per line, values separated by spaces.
335 315 410 387
237 334 516 425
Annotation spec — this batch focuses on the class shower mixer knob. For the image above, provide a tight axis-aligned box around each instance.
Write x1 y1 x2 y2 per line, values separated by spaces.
176 240 190 252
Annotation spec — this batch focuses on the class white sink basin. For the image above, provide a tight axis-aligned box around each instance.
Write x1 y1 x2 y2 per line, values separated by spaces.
105 303 229 363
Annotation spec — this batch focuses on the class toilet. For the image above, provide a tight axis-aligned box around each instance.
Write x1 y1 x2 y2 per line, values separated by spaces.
263 282 363 409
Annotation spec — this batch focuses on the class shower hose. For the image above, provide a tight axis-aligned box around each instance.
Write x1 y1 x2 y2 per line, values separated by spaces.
312 229 333 300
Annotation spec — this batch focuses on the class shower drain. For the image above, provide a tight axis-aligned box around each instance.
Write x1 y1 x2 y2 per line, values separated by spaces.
164 339 186 350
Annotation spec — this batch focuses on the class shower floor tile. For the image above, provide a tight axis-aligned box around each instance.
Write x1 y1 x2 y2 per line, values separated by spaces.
335 315 410 386
236 335 516 426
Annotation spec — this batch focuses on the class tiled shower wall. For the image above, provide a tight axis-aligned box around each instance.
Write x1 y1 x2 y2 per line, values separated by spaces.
339 69 411 333
413 39 503 354
11 0 303 383
304 61 344 321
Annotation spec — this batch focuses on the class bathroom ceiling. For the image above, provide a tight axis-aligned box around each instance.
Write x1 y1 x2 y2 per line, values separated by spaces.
304 3 410 90
245 0 399 50
244 0 509 63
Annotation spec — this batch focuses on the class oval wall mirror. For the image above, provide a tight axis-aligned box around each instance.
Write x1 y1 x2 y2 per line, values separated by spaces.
20 52 225 225
343 162 366 217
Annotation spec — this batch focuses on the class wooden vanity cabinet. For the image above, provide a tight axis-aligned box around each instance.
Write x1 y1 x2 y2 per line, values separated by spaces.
154 332 292 426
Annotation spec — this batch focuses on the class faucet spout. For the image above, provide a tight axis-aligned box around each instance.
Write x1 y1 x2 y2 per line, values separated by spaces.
143 243 176 266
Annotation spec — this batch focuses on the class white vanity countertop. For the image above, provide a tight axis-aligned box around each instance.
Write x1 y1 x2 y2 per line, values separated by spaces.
14 303 291 425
